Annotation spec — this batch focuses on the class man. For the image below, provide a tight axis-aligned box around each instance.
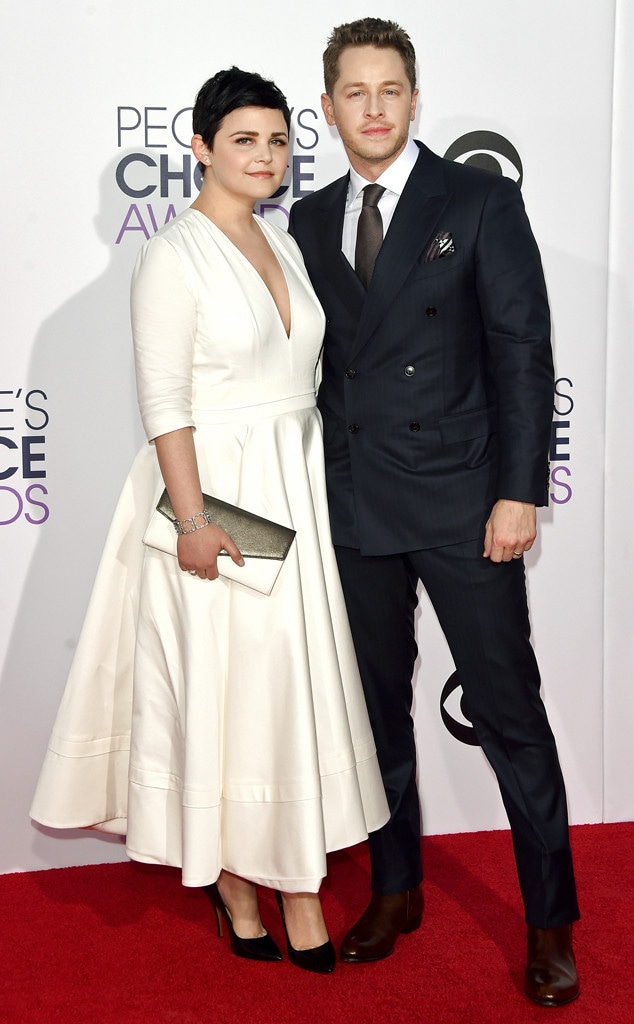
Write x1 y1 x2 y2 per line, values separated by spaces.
289 17 580 1007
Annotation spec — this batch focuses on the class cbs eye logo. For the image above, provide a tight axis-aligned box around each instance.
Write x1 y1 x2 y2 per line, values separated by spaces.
444 131 523 189
440 671 480 746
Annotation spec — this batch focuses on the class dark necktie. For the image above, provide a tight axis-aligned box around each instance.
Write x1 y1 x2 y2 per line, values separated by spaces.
354 184 386 289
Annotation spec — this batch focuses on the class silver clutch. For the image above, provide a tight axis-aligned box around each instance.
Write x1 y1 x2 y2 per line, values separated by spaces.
143 489 295 595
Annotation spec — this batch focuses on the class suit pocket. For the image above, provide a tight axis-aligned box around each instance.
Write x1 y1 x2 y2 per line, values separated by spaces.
437 407 498 473
438 406 498 445
411 248 464 281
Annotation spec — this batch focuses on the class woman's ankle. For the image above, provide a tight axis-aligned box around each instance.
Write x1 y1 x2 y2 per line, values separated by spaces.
279 891 329 950
217 872 265 938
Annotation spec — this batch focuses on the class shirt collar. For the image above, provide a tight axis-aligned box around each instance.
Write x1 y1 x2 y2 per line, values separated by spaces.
348 137 420 202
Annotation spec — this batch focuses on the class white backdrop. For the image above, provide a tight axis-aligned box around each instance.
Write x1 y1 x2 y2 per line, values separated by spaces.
0 0 629 875
604 0 634 820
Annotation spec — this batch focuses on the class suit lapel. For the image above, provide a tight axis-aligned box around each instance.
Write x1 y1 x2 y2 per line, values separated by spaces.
351 144 450 358
314 174 366 314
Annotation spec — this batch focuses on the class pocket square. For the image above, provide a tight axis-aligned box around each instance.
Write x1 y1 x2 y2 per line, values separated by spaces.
424 231 456 262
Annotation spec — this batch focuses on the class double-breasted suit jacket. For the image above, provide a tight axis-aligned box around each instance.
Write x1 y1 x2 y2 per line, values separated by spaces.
289 141 580 924
289 142 554 556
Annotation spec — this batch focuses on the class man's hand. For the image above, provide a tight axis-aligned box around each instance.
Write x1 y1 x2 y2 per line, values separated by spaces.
483 499 537 563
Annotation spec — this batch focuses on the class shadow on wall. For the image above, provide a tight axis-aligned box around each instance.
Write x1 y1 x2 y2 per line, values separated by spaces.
0 153 162 873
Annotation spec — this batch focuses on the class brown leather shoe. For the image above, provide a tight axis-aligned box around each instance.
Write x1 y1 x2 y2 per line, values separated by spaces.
525 924 580 1006
340 886 423 962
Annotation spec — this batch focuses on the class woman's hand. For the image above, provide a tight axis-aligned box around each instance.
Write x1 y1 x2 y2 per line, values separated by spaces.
177 523 244 580
153 426 244 580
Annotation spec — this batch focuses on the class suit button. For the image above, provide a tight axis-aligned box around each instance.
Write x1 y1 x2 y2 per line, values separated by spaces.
409 422 421 432
345 368 356 379
425 306 437 317
348 423 360 434
404 365 415 377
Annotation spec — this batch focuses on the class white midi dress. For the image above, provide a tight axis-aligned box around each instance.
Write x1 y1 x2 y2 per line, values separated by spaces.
31 209 389 891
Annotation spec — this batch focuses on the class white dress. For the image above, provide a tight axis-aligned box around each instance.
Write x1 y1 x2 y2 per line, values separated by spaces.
31 209 389 891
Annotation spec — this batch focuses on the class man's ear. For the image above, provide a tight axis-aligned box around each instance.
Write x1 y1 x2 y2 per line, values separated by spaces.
410 88 419 122
321 93 336 127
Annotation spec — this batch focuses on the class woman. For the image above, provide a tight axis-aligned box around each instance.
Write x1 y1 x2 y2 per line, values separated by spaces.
31 68 388 973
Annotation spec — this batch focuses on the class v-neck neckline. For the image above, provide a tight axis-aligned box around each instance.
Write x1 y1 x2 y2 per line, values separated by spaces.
189 209 292 340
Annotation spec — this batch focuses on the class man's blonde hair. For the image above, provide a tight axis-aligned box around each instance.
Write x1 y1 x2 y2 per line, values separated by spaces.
323 17 417 97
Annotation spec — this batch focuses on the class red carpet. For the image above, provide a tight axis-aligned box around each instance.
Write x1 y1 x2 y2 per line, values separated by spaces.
0 823 631 1023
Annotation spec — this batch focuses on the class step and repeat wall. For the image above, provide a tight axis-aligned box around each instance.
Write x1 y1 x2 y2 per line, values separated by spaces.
1 0 631 874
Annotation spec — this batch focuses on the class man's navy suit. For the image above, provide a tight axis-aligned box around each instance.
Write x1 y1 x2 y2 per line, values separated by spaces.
289 141 579 928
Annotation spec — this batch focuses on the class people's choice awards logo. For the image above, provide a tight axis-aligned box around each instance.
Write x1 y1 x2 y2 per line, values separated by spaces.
550 377 574 505
0 389 49 526
114 104 320 244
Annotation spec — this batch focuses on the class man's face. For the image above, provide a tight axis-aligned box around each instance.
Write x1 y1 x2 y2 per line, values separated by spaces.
322 45 418 179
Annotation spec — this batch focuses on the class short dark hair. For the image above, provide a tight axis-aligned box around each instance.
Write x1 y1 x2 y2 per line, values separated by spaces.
323 17 417 97
192 67 291 150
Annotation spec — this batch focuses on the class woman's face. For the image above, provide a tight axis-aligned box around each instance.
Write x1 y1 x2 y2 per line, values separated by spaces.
204 106 289 202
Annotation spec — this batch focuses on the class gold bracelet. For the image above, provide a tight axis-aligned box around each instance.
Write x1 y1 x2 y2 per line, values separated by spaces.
172 509 213 535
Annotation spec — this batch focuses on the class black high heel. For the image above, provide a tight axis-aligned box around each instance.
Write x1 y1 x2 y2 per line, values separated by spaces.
204 883 282 962
275 891 335 974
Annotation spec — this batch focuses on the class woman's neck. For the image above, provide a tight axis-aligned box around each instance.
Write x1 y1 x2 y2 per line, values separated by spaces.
191 182 257 238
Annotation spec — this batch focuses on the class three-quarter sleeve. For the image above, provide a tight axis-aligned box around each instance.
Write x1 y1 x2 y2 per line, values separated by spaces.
131 235 198 442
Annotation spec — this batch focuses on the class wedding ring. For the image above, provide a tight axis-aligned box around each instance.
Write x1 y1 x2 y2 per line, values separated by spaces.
512 551 522 558
187 569 197 576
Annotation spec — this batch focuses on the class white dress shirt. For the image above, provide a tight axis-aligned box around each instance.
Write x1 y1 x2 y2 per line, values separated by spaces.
342 137 420 266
